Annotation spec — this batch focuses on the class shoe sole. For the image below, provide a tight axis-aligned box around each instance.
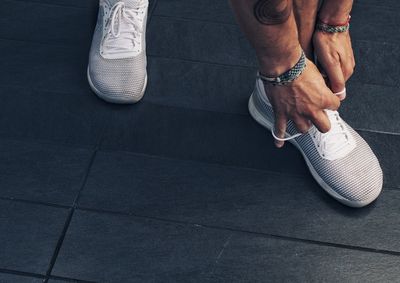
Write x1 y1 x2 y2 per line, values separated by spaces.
87 66 147 104
248 93 379 208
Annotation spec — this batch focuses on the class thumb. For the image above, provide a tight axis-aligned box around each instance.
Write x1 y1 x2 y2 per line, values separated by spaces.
323 61 346 94
273 115 287 148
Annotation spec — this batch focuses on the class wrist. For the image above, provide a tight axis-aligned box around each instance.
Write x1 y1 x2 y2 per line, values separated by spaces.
318 14 351 26
316 15 350 33
258 44 303 77
318 0 353 24
258 49 306 85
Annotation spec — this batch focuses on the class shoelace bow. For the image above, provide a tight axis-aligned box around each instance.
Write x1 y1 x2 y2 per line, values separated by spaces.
103 1 147 53
272 89 351 156
310 110 350 156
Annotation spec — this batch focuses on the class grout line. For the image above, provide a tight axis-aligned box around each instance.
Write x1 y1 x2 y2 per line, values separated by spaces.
384 186 400 191
0 268 46 279
43 146 99 281
96 146 308 179
0 135 95 151
0 196 71 210
147 53 257 70
0 127 398 193
151 14 236 26
49 276 97 283
148 0 159 23
5 0 96 10
0 267 97 283
357 128 400 137
76 206 400 258
0 35 399 72
43 208 74 282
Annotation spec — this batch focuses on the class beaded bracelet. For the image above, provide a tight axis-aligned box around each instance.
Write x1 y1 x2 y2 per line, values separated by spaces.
316 15 351 33
258 50 306 86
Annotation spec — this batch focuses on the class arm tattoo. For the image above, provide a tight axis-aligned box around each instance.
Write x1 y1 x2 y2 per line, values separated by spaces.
254 0 292 25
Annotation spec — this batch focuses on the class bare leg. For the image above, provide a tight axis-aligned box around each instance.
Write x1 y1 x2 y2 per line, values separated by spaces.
229 0 340 147
293 0 320 59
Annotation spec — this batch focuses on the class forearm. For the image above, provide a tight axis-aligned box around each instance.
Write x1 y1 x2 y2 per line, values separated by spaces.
229 0 302 76
319 0 353 23
293 0 319 58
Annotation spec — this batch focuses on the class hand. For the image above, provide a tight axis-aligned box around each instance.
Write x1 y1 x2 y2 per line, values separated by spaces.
263 59 341 148
313 30 355 97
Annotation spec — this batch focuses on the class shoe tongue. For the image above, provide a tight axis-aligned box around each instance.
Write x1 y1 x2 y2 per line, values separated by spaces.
123 0 143 8
321 111 350 155
107 0 143 8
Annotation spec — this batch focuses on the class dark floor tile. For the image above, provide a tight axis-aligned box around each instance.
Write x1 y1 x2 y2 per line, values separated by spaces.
341 82 400 133
0 200 69 274
47 279 85 283
154 0 400 44
0 40 112 146
0 273 43 283
52 210 230 282
210 233 400 282
147 16 257 67
147 57 399 134
0 0 97 47
0 86 108 146
100 101 398 186
47 280 80 283
154 0 234 24
10 0 97 9
359 131 400 189
352 4 400 43
148 15 398 89
100 102 307 175
0 139 92 205
351 40 400 87
79 150 400 252
0 39 89 93
355 0 400 8
146 57 255 114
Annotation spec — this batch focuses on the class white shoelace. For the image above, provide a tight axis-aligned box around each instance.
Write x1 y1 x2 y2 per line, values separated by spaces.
272 89 352 158
309 110 351 157
102 1 147 56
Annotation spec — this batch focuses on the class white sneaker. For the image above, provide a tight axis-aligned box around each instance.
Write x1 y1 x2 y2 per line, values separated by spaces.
248 77 383 207
88 0 149 104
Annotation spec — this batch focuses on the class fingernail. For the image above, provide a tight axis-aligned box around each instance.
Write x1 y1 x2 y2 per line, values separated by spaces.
275 141 284 148
334 88 346 100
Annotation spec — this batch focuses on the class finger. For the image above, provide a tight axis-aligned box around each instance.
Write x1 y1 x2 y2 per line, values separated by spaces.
334 88 346 101
274 115 287 148
321 58 346 93
310 110 331 133
321 88 341 110
342 60 354 82
293 116 312 134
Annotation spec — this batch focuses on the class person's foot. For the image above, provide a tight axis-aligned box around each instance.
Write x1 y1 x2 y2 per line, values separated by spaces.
88 0 149 104
249 76 383 207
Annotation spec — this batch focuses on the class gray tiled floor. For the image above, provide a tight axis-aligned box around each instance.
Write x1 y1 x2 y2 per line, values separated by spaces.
0 273 44 283
0 200 68 274
1 0 399 282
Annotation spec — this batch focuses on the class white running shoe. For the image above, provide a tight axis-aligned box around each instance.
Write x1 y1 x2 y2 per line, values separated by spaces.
248 77 383 207
88 0 149 104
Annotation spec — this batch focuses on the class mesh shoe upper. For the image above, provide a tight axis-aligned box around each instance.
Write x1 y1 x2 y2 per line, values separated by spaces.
251 78 383 205
88 0 148 101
